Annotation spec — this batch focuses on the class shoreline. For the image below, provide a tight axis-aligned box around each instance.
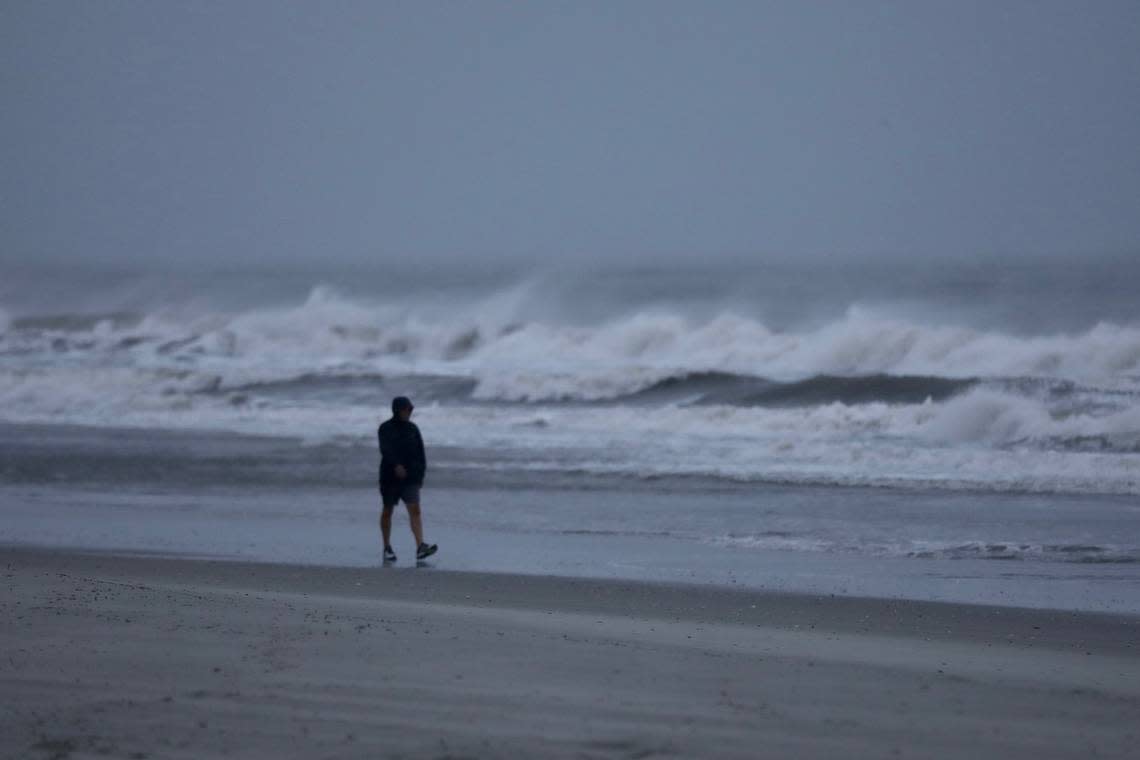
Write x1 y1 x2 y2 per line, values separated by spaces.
6 474 1140 614
5 543 1140 641
3 546 1138 758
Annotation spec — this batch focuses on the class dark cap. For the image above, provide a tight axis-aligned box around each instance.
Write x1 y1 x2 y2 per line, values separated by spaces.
391 396 414 415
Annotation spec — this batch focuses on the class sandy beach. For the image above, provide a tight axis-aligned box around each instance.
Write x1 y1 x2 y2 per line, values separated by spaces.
2 546 1137 759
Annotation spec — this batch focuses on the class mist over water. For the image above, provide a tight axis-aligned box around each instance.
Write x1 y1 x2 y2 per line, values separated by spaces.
5 252 1140 331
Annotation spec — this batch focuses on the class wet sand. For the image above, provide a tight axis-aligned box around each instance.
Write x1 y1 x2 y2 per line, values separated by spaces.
2 546 1138 759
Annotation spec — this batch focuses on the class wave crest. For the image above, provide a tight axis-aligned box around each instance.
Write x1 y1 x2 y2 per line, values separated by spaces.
5 287 1140 386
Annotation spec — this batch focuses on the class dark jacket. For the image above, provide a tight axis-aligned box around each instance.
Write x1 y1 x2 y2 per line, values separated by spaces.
378 418 427 486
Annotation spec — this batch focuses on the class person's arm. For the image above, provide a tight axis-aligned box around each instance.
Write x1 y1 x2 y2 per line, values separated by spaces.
410 425 427 483
379 424 403 477
379 425 395 460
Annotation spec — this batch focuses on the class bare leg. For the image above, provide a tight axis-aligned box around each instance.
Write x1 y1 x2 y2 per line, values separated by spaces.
406 502 425 546
380 504 394 548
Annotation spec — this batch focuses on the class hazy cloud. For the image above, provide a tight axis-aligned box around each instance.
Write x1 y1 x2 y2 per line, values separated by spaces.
3 0 1139 273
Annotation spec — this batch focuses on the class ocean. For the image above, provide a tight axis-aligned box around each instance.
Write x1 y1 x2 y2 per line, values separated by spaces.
2 258 1138 610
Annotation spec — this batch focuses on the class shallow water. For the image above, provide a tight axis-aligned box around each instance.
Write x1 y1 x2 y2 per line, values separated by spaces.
2 423 1138 614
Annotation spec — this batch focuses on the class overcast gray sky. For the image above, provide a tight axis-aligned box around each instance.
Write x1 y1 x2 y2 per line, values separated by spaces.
2 0 1139 274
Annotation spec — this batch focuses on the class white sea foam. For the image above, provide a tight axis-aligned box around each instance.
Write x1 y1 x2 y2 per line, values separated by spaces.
916 388 1140 444
3 374 1136 494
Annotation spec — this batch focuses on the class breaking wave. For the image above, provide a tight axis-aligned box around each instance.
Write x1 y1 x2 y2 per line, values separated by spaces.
2 285 1138 493
4 284 1139 390
193 370 979 408
627 372 977 406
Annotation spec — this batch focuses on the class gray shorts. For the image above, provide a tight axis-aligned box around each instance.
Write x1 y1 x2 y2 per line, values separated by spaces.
380 482 421 508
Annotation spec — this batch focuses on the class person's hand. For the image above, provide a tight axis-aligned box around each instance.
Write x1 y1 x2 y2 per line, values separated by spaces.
395 464 407 480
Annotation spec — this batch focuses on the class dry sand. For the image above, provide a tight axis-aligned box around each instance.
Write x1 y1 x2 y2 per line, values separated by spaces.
2 546 1138 759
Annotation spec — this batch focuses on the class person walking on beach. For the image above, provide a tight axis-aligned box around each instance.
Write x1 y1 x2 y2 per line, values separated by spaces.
378 396 437 563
